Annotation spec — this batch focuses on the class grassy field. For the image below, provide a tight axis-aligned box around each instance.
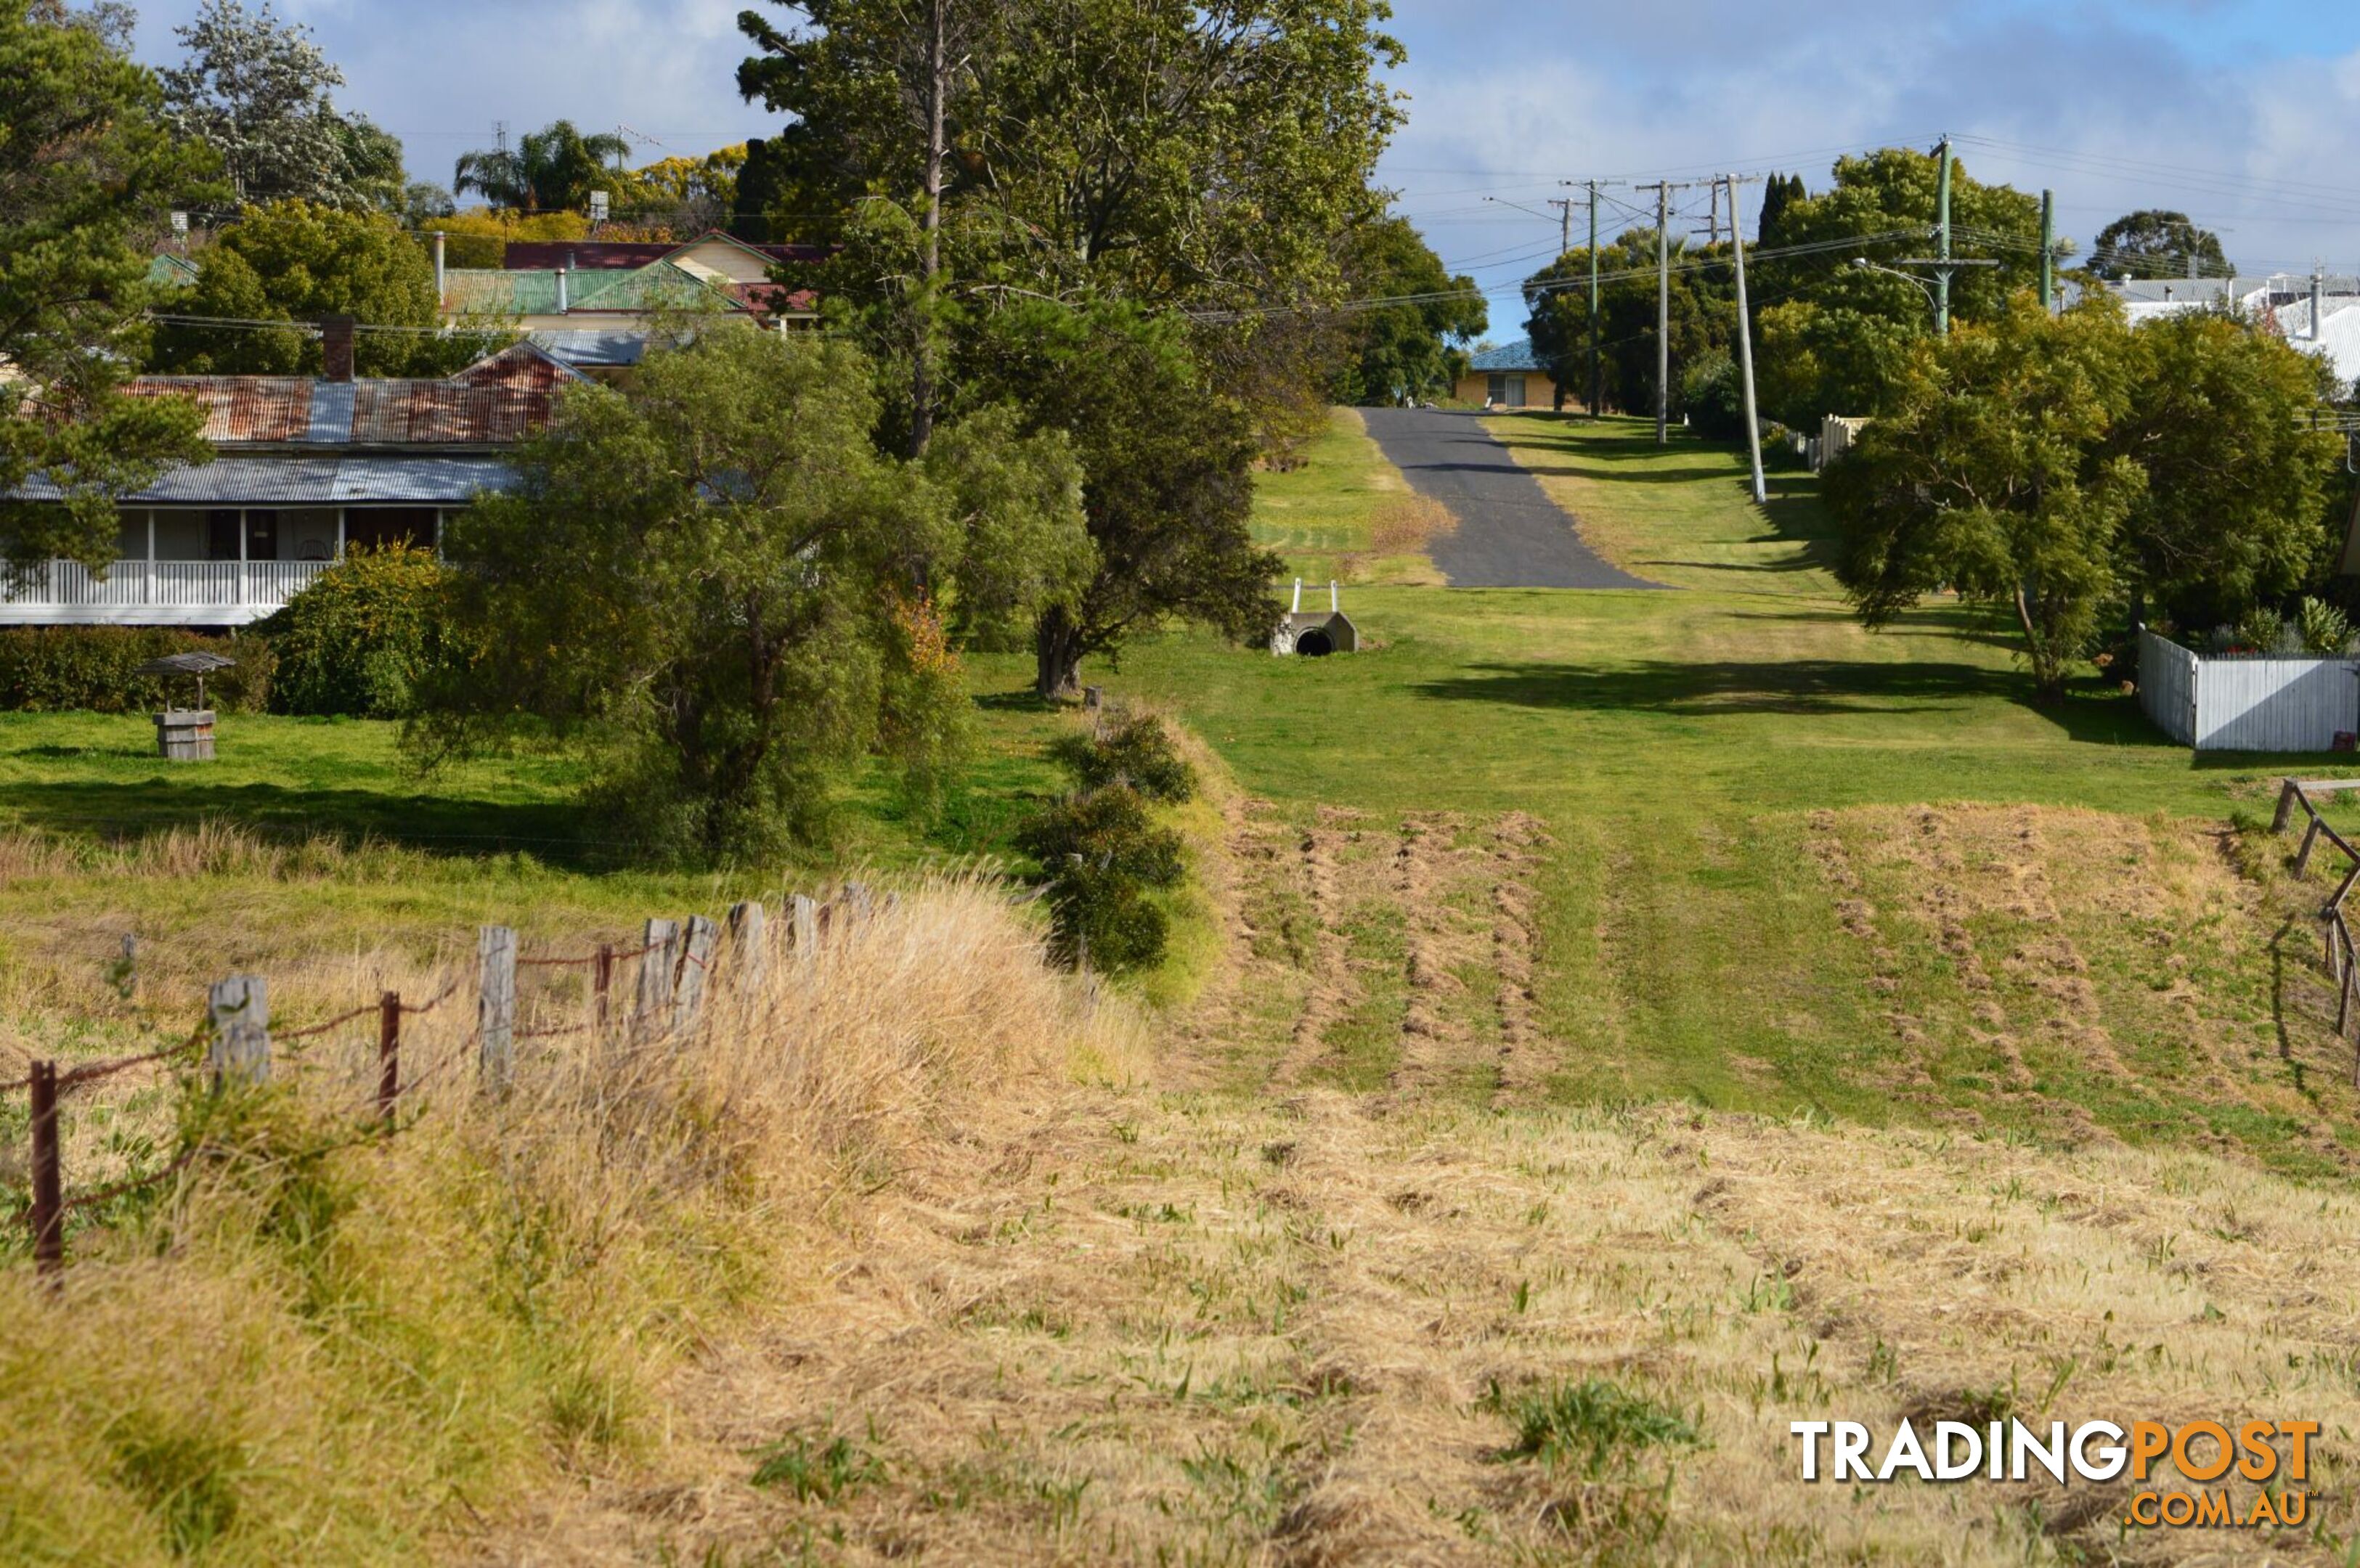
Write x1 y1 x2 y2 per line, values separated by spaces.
9 405 2360 1563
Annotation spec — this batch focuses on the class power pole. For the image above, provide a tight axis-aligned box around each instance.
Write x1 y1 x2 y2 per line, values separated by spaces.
2038 189 2055 314
1934 134 1953 336
1549 197 1573 258
1637 181 1685 444
1726 174 1766 505
910 0 948 458
1586 178 1605 420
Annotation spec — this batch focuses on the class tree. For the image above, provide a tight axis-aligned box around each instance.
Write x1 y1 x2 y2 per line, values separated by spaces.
1332 218 1485 406
1523 229 1734 417
947 301 1282 697
1757 172 1807 245
2107 309 2343 626
1 1 219 572
148 200 498 376
417 330 1089 860
731 136 793 243
426 207 588 269
623 144 744 232
739 0 1381 685
2087 210 2230 282
738 0 1401 311
1825 295 2144 700
160 0 396 209
451 120 631 213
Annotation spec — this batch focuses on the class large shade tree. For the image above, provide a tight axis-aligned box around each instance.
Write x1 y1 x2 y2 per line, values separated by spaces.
148 200 500 376
2087 210 2231 282
1523 229 1735 417
418 330 1090 859
1332 218 1485 406
738 0 1397 692
160 0 401 209
1 0 218 572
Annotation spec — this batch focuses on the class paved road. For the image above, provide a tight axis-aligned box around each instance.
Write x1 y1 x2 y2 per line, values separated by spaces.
1360 407 1665 590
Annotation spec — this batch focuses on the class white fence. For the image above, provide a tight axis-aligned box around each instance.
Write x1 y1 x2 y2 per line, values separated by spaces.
2139 629 2360 752
0 560 330 626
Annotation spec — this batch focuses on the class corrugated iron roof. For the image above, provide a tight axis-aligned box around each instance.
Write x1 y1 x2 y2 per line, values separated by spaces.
526 329 650 368
10 455 518 505
121 361 564 446
500 234 829 271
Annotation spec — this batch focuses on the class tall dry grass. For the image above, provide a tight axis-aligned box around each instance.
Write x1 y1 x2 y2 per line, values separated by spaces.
0 877 1142 1564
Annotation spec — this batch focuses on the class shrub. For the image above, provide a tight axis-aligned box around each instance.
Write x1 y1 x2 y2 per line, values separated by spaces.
256 544 450 717
1046 714 1196 803
1015 783 1185 972
1680 350 1747 443
0 627 272 712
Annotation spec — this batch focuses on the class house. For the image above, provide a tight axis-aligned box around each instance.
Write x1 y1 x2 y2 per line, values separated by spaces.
1453 340 1559 409
0 319 571 626
429 229 818 379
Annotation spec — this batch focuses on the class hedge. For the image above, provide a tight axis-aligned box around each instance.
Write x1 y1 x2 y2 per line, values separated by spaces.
0 627 273 714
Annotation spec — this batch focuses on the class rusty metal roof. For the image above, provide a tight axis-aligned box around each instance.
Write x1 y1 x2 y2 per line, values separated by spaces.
121 350 567 446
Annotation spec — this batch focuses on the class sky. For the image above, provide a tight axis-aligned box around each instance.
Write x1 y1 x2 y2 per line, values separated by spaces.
127 0 2360 338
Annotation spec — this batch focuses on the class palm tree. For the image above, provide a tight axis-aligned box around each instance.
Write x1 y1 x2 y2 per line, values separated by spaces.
452 119 632 211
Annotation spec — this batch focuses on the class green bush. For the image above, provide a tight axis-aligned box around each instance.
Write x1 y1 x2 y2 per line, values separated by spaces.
256 544 450 717
0 627 272 713
1680 350 1748 443
1015 783 1185 972
1046 713 1196 803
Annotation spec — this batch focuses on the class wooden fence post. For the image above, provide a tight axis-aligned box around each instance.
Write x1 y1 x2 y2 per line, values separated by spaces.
377 990 400 1129
791 894 818 960
2295 817 2322 876
675 915 720 1031
637 918 679 1030
728 900 767 987
594 943 615 1027
478 926 516 1090
2274 778 2301 833
208 976 270 1087
28 1060 62 1281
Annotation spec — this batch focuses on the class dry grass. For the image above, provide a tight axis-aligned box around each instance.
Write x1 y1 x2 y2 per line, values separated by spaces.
0 879 1143 1565
1367 493 1458 556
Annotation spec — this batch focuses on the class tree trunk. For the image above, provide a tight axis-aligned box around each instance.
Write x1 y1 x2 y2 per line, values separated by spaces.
908 0 947 460
1034 606 1085 701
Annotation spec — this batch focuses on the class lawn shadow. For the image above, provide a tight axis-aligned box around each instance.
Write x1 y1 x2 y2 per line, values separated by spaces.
6 778 611 865
1412 658 2181 742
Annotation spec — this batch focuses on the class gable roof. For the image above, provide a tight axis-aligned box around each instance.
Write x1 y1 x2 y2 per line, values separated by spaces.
1468 340 1545 372
500 231 829 271
119 345 569 448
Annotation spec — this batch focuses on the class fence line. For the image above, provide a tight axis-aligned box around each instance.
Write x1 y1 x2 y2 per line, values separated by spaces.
4 882 862 1282
2141 629 2360 751
2272 777 2360 1087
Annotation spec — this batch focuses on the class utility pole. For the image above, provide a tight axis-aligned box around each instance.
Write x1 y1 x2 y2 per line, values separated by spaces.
1550 197 1573 258
2039 189 2055 314
1636 181 1685 444
910 0 948 458
1586 178 1605 420
1934 134 1953 335
1726 174 1767 505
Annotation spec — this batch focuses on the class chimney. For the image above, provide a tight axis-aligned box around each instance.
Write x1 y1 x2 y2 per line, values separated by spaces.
320 314 356 383
556 266 569 314
432 231 447 301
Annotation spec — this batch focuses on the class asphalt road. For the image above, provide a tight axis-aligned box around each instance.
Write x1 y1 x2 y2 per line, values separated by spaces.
1360 407 1666 590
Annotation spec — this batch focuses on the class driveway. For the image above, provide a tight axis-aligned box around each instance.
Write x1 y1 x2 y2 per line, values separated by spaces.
1360 407 1665 590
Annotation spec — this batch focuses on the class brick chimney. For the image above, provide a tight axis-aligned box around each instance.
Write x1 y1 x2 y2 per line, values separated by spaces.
320 314 357 382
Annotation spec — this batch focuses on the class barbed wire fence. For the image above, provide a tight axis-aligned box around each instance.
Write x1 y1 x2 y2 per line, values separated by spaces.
4 883 877 1286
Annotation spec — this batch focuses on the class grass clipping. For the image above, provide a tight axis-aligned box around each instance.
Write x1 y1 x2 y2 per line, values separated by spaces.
0 877 1142 1565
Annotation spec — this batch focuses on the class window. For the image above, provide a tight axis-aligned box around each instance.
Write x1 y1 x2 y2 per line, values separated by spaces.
343 508 439 553
1487 373 1507 404
1505 375 1528 407
206 510 240 561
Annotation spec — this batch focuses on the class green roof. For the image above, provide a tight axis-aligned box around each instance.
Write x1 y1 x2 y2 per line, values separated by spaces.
441 261 738 319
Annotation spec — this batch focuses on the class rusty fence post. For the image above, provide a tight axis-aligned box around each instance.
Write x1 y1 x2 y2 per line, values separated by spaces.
594 943 615 1028
29 1060 62 1282
376 990 400 1130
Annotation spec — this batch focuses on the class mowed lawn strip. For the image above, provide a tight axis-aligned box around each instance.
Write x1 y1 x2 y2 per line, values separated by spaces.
1107 409 2360 1172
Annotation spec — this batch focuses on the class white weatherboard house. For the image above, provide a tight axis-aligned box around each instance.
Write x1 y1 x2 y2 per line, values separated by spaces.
1 322 572 626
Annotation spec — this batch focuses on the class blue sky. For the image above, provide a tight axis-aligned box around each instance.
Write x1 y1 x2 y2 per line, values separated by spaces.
129 1 2360 338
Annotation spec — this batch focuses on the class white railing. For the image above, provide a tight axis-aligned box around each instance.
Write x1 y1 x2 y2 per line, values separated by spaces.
0 560 333 624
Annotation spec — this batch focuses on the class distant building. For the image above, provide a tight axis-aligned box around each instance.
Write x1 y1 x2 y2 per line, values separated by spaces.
1453 340 1559 409
1 320 572 626
2109 272 2360 391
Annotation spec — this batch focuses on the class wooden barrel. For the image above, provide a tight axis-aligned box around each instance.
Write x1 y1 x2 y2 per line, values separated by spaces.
153 709 216 761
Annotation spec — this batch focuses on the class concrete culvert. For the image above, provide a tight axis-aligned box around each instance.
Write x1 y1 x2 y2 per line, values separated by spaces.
1295 627 1335 657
